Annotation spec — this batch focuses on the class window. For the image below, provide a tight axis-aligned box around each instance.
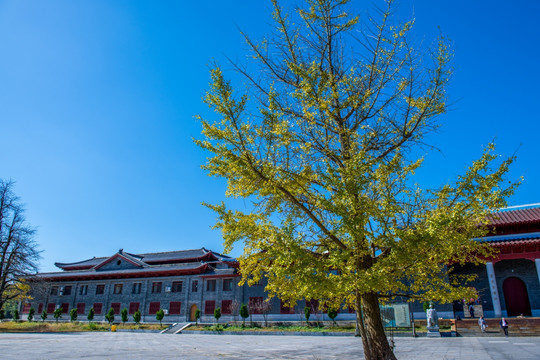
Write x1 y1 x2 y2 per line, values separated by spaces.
96 284 105 295
169 302 181 315
206 279 216 292
204 300 216 315
223 279 233 291
50 286 58 296
63 286 72 295
129 302 140 315
111 302 121 314
79 285 88 295
191 280 198 292
61 303 69 314
171 281 182 293
77 303 86 315
113 284 123 295
249 297 263 314
132 283 141 294
47 303 56 313
22 303 31 313
148 302 160 315
38 303 43 314
280 300 294 314
93 303 103 315
151 282 162 294
221 300 232 314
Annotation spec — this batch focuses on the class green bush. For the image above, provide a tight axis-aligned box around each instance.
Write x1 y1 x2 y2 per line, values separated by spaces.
214 307 221 324
156 309 164 327
70 308 78 322
304 307 311 324
121 308 128 324
41 309 48 322
13 309 19 321
28 307 35 322
327 309 338 325
133 310 141 325
0 309 5 320
105 308 115 324
194 309 201 326
239 304 249 327
88 322 98 330
87 307 95 322
53 308 62 323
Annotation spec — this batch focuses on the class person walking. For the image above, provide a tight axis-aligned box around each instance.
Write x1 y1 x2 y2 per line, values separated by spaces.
468 304 475 318
478 316 487 333
500 317 509 337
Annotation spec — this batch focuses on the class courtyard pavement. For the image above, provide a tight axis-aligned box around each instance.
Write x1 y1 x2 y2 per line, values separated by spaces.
0 332 538 359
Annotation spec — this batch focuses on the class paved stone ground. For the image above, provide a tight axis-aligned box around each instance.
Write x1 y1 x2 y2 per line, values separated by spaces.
0 333 539 359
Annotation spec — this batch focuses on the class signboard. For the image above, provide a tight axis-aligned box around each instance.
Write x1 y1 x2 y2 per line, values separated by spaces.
379 303 411 328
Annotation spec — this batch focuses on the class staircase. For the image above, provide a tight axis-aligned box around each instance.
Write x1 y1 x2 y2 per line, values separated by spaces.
455 318 540 337
160 322 192 334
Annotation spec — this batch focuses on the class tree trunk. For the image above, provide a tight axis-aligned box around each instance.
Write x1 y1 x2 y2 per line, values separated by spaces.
360 292 397 360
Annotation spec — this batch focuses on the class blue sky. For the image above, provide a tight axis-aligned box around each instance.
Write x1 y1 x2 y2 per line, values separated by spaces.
0 0 538 272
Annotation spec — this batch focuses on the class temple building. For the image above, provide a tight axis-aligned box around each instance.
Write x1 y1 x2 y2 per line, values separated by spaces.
23 205 540 323
453 204 540 318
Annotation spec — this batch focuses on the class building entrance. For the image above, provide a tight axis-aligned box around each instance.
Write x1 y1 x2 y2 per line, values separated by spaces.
503 276 532 316
190 304 198 321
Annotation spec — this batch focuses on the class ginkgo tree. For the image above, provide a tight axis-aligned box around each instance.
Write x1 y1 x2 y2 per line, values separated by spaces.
195 1 517 359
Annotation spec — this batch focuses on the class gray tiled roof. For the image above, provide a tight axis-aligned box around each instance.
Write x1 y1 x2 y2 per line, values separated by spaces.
54 248 236 271
38 262 207 279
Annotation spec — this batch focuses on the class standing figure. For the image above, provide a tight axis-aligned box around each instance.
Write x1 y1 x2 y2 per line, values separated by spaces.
478 316 487 333
500 317 509 337
468 304 475 318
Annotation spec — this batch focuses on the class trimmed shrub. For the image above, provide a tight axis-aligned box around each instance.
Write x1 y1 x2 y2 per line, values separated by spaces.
70 308 78 322
13 309 19 321
87 307 95 322
239 304 249 327
0 309 5 320
41 309 48 322
121 308 128 324
304 306 311 324
133 310 141 325
53 308 62 323
327 309 338 325
194 309 201 326
156 309 164 327
105 308 115 324
28 307 35 322
214 307 221 324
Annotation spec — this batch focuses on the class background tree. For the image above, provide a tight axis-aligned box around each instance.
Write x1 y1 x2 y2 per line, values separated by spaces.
304 306 311 326
69 308 77 322
121 308 128 324
155 309 164 327
194 309 201 326
53 308 61 323
133 309 141 325
40 309 47 322
0 180 40 313
239 304 249 327
229 299 241 324
214 307 221 324
327 308 338 326
253 299 273 327
87 307 94 322
196 0 517 359
27 307 35 322
105 308 115 324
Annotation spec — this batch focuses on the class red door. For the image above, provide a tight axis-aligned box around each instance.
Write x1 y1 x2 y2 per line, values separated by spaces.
503 277 532 316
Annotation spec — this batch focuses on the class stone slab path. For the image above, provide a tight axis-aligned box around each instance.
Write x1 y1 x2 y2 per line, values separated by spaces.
0 332 539 359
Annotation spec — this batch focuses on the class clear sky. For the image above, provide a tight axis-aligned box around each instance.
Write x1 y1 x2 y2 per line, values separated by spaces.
1 0 539 272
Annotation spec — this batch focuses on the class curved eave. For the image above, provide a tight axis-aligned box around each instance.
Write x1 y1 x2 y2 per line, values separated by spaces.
37 264 209 282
